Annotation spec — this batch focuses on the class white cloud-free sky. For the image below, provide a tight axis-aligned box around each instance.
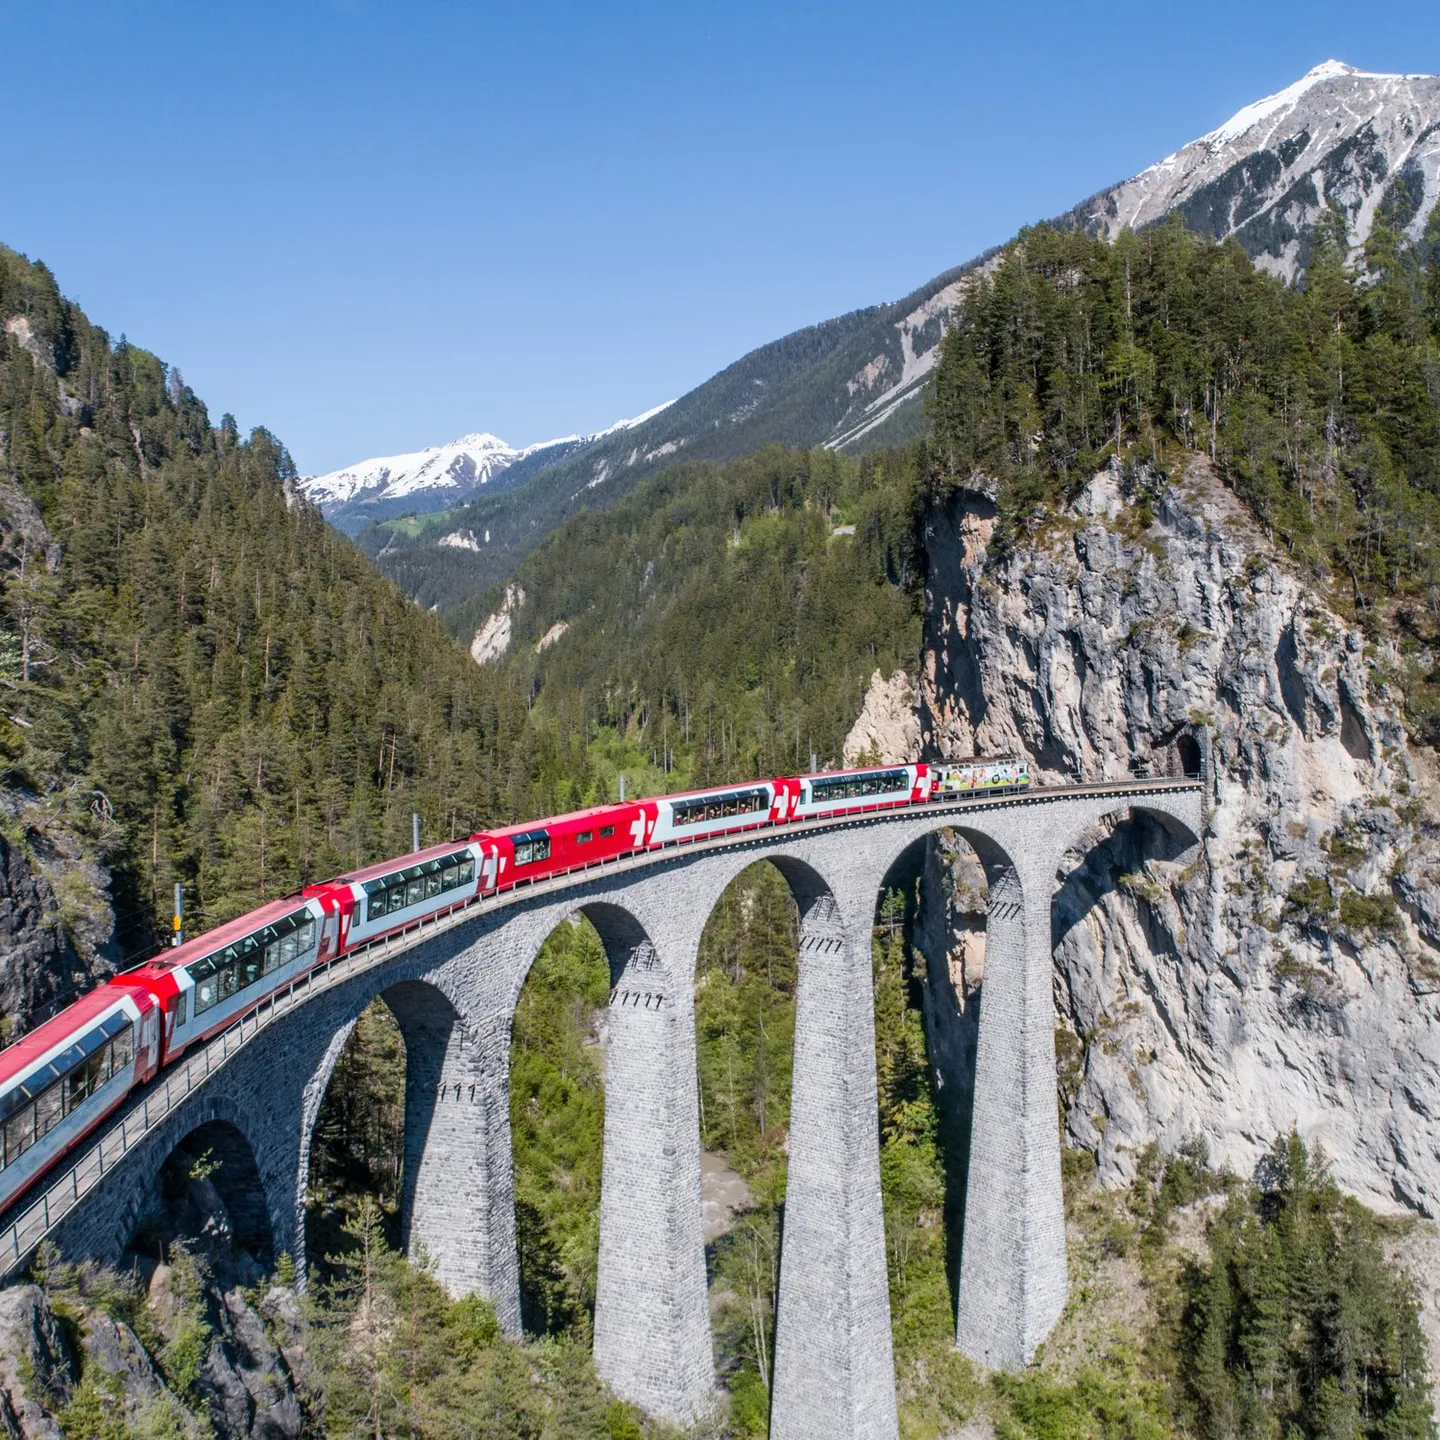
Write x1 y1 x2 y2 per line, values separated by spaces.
2 0 1435 474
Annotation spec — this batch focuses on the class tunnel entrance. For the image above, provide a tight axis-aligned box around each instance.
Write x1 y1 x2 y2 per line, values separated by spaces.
1177 732 1202 779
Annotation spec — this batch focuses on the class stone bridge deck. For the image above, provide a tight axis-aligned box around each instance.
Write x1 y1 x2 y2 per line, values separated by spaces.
0 778 1205 1440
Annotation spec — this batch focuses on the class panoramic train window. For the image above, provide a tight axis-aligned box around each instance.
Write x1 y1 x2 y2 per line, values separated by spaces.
807 769 910 805
362 851 476 924
513 831 551 866
0 1010 135 1171
671 787 769 827
187 908 319 1016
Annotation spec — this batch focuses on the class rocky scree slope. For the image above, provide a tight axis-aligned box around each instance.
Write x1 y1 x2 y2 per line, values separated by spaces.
917 456 1440 1217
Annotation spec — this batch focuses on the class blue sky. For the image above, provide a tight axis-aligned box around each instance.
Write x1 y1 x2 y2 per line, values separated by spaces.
2 1 1436 475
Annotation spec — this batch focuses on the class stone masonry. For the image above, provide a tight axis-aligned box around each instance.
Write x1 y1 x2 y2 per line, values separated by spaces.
31 784 1203 1438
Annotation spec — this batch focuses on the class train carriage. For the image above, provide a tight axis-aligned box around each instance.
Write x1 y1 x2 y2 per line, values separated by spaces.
931 756 1030 797
790 763 930 821
477 800 650 891
314 840 486 951
123 893 339 1067
650 779 790 845
0 984 160 1215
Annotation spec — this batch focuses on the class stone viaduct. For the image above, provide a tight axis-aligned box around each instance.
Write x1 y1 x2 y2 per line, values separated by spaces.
3 782 1203 1440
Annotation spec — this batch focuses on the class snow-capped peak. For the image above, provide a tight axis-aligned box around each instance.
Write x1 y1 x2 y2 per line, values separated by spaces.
1203 60 1357 149
299 402 676 522
1080 60 1440 283
300 432 522 509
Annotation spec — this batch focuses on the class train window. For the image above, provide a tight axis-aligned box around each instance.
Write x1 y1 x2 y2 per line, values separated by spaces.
0 1013 135 1172
34 1084 62 1140
599 825 615 839
577 830 593 845
672 788 768 828
808 769 909 805
363 851 472 923
3 1108 33 1163
188 910 316 1015
513 831 551 866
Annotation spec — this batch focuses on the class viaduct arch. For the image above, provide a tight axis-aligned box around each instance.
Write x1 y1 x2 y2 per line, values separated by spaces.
13 782 1203 1440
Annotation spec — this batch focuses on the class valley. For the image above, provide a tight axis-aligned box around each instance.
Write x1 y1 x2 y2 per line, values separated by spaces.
1 47 1439 1440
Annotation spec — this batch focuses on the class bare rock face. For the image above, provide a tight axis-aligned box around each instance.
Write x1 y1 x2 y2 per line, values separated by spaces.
199 1291 304 1440
0 1285 73 1440
0 833 88 1044
0 480 117 1045
843 669 921 765
80 1311 204 1437
919 456 1440 1215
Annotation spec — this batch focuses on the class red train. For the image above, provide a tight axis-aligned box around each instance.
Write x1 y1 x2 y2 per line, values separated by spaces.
0 758 1029 1216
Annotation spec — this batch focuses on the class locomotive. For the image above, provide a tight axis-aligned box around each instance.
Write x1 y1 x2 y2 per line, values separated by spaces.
0 757 1028 1216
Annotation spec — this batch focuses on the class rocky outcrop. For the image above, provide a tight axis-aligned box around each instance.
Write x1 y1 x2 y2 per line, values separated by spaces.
0 479 117 1045
0 1285 72 1439
918 455 1440 1216
80 1310 204 1437
470 583 525 665
0 1154 313 1439
0 833 91 1044
843 669 921 766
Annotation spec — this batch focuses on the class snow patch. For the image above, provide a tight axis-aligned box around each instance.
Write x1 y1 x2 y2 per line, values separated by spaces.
1205 60 1357 149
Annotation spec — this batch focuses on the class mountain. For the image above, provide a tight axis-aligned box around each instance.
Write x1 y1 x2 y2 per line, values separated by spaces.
301 404 673 535
1070 60 1440 279
342 60 1440 613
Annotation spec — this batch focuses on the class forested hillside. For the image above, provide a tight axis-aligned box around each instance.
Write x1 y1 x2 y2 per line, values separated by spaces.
929 213 1440 664
461 444 925 793
0 246 555 990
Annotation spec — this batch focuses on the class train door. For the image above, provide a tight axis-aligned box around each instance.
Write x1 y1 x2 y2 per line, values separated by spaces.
478 839 501 894
911 764 933 803
137 998 162 1082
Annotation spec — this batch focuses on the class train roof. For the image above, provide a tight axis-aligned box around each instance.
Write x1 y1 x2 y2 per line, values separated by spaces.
477 800 640 841
122 894 318 977
324 838 479 887
647 778 778 804
0 982 148 1090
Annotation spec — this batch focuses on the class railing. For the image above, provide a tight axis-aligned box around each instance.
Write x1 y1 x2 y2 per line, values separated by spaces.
0 776 1201 1274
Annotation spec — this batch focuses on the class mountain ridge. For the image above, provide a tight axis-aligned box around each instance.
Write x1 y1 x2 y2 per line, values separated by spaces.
325 60 1440 613
305 402 674 535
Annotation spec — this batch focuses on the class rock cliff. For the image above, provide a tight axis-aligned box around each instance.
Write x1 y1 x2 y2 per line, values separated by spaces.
0 481 117 1046
0 1156 313 1440
917 455 1440 1217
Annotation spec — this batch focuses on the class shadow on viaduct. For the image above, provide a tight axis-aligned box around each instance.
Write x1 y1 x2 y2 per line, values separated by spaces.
46 787 1203 1440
